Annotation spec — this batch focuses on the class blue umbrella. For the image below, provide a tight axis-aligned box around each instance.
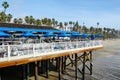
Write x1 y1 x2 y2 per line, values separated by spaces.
81 33 90 38
71 32 81 37
58 33 71 37
90 34 95 40
42 32 56 37
95 33 103 37
0 31 11 37
19 32 37 37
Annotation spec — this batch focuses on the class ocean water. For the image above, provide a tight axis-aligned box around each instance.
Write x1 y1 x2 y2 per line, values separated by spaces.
90 51 120 80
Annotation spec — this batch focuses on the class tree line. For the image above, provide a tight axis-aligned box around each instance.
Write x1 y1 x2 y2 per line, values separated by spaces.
0 1 120 39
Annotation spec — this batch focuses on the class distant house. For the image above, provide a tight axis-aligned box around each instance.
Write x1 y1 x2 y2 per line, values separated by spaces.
54 25 72 31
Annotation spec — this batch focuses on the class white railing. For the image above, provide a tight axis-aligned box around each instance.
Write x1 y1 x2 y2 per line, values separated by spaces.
0 40 103 62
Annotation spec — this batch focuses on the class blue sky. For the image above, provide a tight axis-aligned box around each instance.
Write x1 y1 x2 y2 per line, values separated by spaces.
0 0 120 29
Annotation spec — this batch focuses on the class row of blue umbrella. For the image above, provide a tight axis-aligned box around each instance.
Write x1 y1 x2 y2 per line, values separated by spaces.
0 31 103 38
0 31 11 37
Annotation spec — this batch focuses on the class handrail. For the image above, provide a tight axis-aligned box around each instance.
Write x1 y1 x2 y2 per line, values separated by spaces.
0 40 103 62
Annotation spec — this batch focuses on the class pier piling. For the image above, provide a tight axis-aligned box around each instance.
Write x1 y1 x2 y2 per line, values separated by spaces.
75 53 78 80
82 52 86 80
58 57 62 80
34 61 38 80
26 64 29 80
90 51 92 75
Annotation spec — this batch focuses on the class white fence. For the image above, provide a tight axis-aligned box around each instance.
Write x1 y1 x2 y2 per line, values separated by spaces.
0 40 103 62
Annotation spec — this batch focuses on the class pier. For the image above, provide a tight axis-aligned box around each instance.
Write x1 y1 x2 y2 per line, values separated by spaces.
0 40 103 80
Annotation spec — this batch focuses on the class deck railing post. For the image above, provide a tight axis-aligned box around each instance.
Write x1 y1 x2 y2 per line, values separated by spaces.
27 44 29 55
33 44 35 57
91 40 93 47
100 40 102 46
52 43 54 52
93 40 94 47
7 45 10 61
77 41 79 48
42 43 45 53
65 42 68 50
84 41 86 48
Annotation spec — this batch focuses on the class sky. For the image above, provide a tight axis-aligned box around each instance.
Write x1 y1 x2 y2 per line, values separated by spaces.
0 0 120 29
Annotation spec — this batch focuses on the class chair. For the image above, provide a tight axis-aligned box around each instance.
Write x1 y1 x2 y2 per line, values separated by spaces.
11 47 23 56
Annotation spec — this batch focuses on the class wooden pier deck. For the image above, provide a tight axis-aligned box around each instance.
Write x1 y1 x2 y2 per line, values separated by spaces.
0 40 103 80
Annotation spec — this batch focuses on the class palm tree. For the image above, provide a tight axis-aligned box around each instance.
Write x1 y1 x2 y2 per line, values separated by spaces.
52 18 55 27
82 25 88 33
97 22 99 28
103 27 107 39
69 21 73 31
14 18 18 24
59 22 63 30
77 25 82 33
64 22 68 31
0 12 6 23
7 13 12 23
41 19 45 25
18 18 23 24
44 18 48 25
32 18 35 25
42 18 48 26
29 16 33 24
106 28 110 39
90 26 94 33
55 21 58 26
35 19 41 26
73 21 79 31
64 22 68 26
98 28 102 33
2 1 9 13
72 22 75 26
25 16 29 24
47 18 52 26
69 21 72 27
